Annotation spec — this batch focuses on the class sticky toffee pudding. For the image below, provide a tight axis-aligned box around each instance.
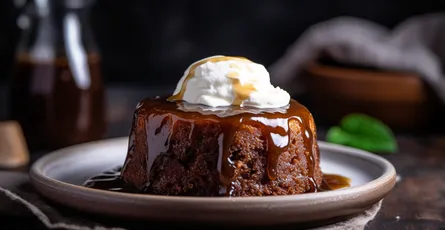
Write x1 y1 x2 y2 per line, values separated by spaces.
84 56 351 196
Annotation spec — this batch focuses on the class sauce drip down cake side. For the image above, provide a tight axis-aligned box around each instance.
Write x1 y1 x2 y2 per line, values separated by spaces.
120 97 322 196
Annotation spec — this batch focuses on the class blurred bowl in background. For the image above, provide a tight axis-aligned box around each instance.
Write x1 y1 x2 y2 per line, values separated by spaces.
304 62 441 131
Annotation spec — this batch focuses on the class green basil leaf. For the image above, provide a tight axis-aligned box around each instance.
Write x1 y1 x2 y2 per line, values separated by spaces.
326 114 397 154
340 113 395 142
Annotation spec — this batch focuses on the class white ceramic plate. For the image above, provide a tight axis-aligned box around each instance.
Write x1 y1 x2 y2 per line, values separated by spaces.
30 137 396 226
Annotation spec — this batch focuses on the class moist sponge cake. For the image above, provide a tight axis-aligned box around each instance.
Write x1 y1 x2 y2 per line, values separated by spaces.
120 97 322 196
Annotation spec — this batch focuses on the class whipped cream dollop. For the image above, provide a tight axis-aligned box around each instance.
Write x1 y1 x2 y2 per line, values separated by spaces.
168 55 290 108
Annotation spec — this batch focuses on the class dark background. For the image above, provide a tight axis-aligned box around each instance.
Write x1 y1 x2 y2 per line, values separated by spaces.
0 0 444 88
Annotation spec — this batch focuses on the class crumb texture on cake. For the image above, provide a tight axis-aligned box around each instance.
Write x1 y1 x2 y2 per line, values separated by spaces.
121 98 322 196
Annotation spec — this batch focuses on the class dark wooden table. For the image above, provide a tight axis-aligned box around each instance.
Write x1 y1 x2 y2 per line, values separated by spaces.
1 85 445 230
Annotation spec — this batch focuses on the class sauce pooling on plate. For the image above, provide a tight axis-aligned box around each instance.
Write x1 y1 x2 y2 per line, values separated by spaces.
83 166 136 193
84 166 351 193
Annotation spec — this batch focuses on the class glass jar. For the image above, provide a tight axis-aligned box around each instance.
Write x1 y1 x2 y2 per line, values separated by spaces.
9 0 105 150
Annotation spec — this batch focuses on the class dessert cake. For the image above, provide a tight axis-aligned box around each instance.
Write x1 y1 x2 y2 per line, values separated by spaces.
120 56 322 196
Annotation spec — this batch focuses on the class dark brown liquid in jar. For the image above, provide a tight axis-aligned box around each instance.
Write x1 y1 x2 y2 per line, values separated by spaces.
9 54 105 150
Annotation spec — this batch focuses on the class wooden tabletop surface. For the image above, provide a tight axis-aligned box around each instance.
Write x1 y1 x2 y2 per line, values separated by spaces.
1 85 444 230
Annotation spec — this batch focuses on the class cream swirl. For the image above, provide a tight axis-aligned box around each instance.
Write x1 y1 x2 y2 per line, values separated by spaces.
168 55 290 108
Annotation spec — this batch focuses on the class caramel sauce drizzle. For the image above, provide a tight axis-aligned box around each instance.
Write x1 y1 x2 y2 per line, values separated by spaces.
226 71 256 106
126 97 319 195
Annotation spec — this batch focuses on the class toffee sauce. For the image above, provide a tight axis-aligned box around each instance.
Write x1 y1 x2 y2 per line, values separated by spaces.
84 166 351 193
123 97 318 195
84 97 350 195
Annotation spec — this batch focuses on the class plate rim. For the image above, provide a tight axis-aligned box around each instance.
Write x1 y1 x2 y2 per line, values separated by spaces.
30 137 396 204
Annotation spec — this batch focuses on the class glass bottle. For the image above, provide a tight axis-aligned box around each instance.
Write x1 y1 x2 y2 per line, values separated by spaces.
9 0 105 150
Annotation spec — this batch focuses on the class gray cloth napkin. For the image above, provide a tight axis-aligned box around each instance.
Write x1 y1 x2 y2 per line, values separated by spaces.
269 13 445 103
0 171 381 230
